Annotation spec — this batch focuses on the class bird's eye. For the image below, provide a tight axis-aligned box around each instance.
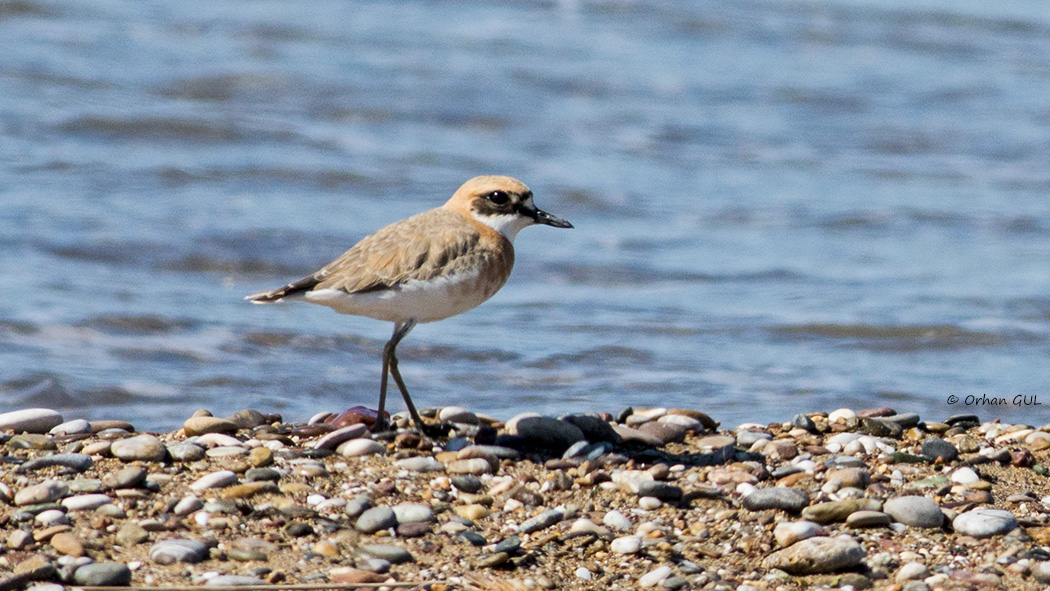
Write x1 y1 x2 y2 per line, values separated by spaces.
486 191 510 206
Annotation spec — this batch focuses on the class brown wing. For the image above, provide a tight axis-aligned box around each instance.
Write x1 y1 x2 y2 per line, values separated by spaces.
248 208 507 303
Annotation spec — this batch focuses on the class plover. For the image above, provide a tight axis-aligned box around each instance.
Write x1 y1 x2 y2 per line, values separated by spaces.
247 175 573 432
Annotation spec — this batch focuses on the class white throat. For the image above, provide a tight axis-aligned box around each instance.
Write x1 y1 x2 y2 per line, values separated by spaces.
473 212 533 242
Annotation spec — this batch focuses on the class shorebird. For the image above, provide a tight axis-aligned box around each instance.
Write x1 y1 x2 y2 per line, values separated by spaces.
246 175 573 432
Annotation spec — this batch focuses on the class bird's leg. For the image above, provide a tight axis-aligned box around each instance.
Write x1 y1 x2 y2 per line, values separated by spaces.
376 320 429 432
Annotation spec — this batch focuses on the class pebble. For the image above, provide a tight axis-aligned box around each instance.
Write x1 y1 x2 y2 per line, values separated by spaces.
742 487 809 513
494 536 521 554
73 562 132 586
512 416 585 452
845 510 892 528
774 521 822 546
447 458 494 475
50 532 85 556
636 481 683 502
205 575 271 587
392 503 434 524
14 554 57 579
150 539 209 564
313 424 369 450
356 506 398 533
116 522 150 546
359 544 413 564
763 536 865 574
167 442 207 462
613 424 666 446
439 406 479 424
62 493 113 512
173 495 204 516
519 509 563 534
896 561 931 582
183 416 240 436
395 456 445 472
50 418 92 435
883 496 945 528
951 467 980 484
921 437 959 462
103 466 148 490
638 496 662 510
1033 561 1050 584
0 408 64 433
15 479 69 506
111 434 167 462
36 509 70 527
952 508 1018 538
561 414 623 444
801 498 881 524
189 470 239 492
450 475 484 493
638 565 672 588
337 438 386 457
458 530 487 546
478 552 510 568
603 510 633 531
610 536 642 554
17 453 93 473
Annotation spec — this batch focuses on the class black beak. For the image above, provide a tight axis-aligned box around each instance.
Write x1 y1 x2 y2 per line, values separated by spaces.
526 206 573 229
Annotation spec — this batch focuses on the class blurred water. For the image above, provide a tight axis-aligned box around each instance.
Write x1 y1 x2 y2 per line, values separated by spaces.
2 0 1050 431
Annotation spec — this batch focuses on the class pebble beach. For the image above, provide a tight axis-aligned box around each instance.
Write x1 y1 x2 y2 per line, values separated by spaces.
2 405 1050 591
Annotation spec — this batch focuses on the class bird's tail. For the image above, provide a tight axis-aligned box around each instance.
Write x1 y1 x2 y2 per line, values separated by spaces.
245 274 323 304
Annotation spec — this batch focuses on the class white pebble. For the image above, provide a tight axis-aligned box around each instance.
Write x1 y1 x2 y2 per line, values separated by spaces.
951 467 980 484
610 536 642 554
638 496 662 510
603 510 632 531
638 565 672 588
574 567 592 580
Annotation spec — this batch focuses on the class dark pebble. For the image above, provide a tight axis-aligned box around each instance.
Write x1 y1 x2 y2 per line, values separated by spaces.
944 414 980 427
285 523 314 537
494 536 521 554
244 468 282 482
561 414 623 444
881 413 921 428
514 417 585 452
790 413 817 432
17 453 93 473
859 418 902 438
457 531 487 546
921 437 959 462
742 487 810 513
637 481 684 502
451 475 484 494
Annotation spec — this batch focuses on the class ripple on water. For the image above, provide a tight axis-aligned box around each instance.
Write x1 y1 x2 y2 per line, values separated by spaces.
769 323 1019 351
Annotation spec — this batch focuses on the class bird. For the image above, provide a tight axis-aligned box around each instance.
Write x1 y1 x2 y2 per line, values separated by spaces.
246 175 573 433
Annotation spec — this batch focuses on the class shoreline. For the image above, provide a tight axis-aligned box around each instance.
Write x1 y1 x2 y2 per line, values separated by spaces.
2 405 1050 590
